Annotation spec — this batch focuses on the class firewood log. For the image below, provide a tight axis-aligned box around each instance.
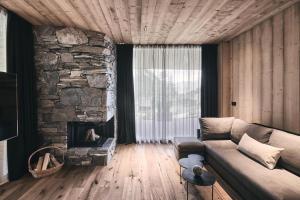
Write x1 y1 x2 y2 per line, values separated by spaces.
85 130 92 142
35 156 44 172
50 155 60 167
42 153 50 170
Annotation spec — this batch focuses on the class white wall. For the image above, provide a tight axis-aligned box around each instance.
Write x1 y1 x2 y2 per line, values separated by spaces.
0 8 8 185
0 141 8 184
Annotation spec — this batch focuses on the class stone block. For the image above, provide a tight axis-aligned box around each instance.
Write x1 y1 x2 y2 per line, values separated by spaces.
86 74 108 88
39 100 54 108
61 53 73 63
70 70 82 78
58 69 71 76
40 127 57 133
89 38 105 46
60 88 82 106
35 52 58 66
56 28 88 45
91 154 107 165
71 46 104 54
51 108 77 122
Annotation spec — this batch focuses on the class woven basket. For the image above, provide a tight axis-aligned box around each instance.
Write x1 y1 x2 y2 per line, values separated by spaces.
28 146 64 178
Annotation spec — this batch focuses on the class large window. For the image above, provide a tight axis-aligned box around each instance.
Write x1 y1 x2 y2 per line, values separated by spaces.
0 8 6 72
133 45 201 142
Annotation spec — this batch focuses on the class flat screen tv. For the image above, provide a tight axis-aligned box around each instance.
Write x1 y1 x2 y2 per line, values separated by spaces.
0 72 18 141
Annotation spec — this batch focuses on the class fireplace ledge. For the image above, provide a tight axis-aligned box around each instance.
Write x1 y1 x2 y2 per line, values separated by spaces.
65 138 116 166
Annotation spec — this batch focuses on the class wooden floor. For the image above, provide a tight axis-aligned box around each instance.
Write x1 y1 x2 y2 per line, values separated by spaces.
0 144 232 200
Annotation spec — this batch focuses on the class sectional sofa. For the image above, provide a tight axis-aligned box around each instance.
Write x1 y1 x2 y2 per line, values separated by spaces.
174 117 300 200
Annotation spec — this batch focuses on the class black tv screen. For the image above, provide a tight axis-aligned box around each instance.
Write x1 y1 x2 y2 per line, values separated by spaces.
0 72 18 141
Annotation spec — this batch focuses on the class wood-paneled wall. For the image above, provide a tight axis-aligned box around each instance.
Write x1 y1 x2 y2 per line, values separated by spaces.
219 3 300 134
218 42 231 117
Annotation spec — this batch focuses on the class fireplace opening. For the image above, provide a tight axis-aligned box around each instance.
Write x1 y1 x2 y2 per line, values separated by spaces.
67 117 114 148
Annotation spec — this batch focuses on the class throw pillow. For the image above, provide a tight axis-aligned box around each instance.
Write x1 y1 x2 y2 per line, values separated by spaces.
237 134 284 169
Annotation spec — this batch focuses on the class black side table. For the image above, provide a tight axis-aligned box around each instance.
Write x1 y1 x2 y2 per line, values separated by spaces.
178 154 204 184
182 169 216 200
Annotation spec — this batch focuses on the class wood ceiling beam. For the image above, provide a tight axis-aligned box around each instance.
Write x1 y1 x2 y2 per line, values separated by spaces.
175 0 229 43
140 0 157 44
52 0 88 30
147 0 172 44
190 0 255 44
0 0 43 25
155 0 187 44
113 0 132 43
68 0 100 31
98 0 123 43
165 0 200 44
24 0 63 26
90 0 113 39
40 0 74 27
128 0 142 44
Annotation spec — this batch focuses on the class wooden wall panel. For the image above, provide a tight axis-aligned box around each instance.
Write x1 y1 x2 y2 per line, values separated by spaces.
252 25 262 124
283 5 300 133
231 38 240 117
219 3 300 134
260 20 273 125
238 34 246 119
272 13 284 129
244 31 253 122
218 42 231 117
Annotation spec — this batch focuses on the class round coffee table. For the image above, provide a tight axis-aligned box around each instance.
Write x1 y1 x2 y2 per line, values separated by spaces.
178 154 204 184
182 169 216 200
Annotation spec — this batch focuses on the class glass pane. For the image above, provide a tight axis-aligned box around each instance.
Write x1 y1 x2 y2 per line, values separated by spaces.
0 9 6 72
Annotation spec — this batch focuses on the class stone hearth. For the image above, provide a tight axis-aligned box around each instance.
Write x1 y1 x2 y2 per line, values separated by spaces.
34 26 117 165
66 138 116 166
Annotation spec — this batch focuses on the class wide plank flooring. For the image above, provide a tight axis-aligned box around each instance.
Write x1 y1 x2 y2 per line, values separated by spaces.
0 144 232 200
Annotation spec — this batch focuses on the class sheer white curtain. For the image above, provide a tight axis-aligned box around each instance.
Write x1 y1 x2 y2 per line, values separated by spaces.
133 45 201 143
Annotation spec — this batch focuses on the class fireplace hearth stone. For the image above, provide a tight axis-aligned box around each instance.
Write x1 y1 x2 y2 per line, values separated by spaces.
66 138 116 166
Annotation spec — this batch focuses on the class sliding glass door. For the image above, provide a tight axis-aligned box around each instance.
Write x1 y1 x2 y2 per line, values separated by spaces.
133 45 201 143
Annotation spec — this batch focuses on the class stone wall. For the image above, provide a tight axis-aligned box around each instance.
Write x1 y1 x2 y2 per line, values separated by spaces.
34 26 116 147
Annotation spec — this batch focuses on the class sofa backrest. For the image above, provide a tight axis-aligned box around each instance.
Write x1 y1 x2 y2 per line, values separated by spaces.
246 124 273 143
199 117 234 140
231 119 250 143
230 119 273 143
268 129 300 176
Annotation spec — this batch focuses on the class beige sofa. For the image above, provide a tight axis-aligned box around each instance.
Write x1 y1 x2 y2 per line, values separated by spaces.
174 117 300 200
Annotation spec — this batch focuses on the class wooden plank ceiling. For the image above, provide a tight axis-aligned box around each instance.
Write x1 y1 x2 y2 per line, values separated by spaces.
0 0 298 44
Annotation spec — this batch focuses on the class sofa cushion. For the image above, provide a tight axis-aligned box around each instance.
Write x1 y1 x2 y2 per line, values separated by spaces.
231 119 249 143
205 141 300 200
268 130 300 176
203 140 237 150
246 124 273 143
237 134 283 169
200 117 234 140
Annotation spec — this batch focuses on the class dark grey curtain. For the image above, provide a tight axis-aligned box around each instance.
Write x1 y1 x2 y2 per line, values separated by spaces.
201 44 218 117
116 44 136 144
6 12 38 181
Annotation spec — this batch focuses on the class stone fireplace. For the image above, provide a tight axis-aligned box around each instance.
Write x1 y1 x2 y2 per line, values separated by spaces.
67 117 114 148
34 26 117 165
